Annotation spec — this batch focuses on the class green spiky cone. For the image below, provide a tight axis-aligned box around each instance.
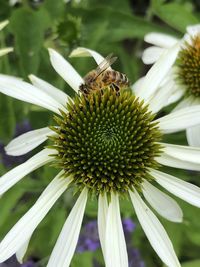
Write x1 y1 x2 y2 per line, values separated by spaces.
176 36 200 97
49 89 162 196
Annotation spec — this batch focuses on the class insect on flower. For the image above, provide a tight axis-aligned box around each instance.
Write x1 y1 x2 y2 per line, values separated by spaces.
79 53 130 96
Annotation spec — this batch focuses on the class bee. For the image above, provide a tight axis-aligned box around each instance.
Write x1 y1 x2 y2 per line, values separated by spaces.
79 54 129 96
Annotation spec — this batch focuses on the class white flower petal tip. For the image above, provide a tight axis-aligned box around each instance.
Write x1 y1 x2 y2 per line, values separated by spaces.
105 193 128 267
151 169 200 208
0 47 14 57
142 180 183 223
157 106 200 133
5 127 55 156
69 47 105 65
0 20 9 31
0 148 55 196
142 46 165 65
137 43 180 102
48 48 84 93
98 194 108 258
0 74 64 114
0 172 70 262
28 74 70 107
186 125 200 147
47 189 88 267
129 189 181 267
144 32 178 48
16 239 30 263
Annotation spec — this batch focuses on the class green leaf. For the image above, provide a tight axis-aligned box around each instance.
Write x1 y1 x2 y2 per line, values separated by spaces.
43 0 65 20
9 7 50 77
71 252 93 267
0 94 15 142
151 0 199 33
182 260 200 267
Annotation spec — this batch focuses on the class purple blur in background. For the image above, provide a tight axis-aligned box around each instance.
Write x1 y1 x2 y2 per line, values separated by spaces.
0 120 32 168
0 257 36 267
77 218 145 267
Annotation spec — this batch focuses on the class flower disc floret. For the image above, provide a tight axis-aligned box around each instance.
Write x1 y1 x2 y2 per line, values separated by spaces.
176 35 200 97
51 89 162 195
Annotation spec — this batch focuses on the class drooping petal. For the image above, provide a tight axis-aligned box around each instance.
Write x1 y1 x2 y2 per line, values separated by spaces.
156 106 200 133
186 125 200 147
161 143 200 164
47 188 88 267
105 192 128 267
142 180 183 223
70 47 105 65
0 20 9 31
98 194 108 259
0 172 71 262
0 74 64 114
151 169 200 208
48 48 83 93
129 189 180 267
0 47 13 57
136 43 180 102
156 152 200 171
5 127 55 156
142 46 165 64
0 148 55 196
29 75 70 107
144 32 178 48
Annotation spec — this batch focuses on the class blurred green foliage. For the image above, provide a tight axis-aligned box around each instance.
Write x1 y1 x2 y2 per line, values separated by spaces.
0 0 200 266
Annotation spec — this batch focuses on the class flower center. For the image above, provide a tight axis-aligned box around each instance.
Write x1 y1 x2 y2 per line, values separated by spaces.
176 35 200 97
50 89 162 195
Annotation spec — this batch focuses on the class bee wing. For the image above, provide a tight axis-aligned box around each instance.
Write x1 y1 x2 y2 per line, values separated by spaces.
94 54 117 78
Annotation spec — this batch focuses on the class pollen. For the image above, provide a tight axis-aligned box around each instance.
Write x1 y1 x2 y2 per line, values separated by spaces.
50 89 162 195
176 35 200 97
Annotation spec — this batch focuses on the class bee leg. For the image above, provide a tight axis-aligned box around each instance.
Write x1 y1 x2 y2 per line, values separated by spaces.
111 83 120 96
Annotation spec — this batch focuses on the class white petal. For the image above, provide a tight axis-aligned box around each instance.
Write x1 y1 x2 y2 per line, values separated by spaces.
166 87 185 106
98 194 108 259
142 46 165 64
186 24 200 37
136 43 180 102
0 74 64 114
171 96 194 112
161 143 200 164
16 239 30 263
0 172 70 262
0 47 13 57
148 79 175 113
69 47 105 65
29 75 70 107
131 76 145 95
48 48 83 93
0 20 9 31
156 152 200 171
142 180 183 223
144 32 178 48
105 193 128 267
151 169 200 208
0 148 55 196
186 125 200 147
129 189 180 267
156 106 200 133
47 188 88 267
5 127 55 156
